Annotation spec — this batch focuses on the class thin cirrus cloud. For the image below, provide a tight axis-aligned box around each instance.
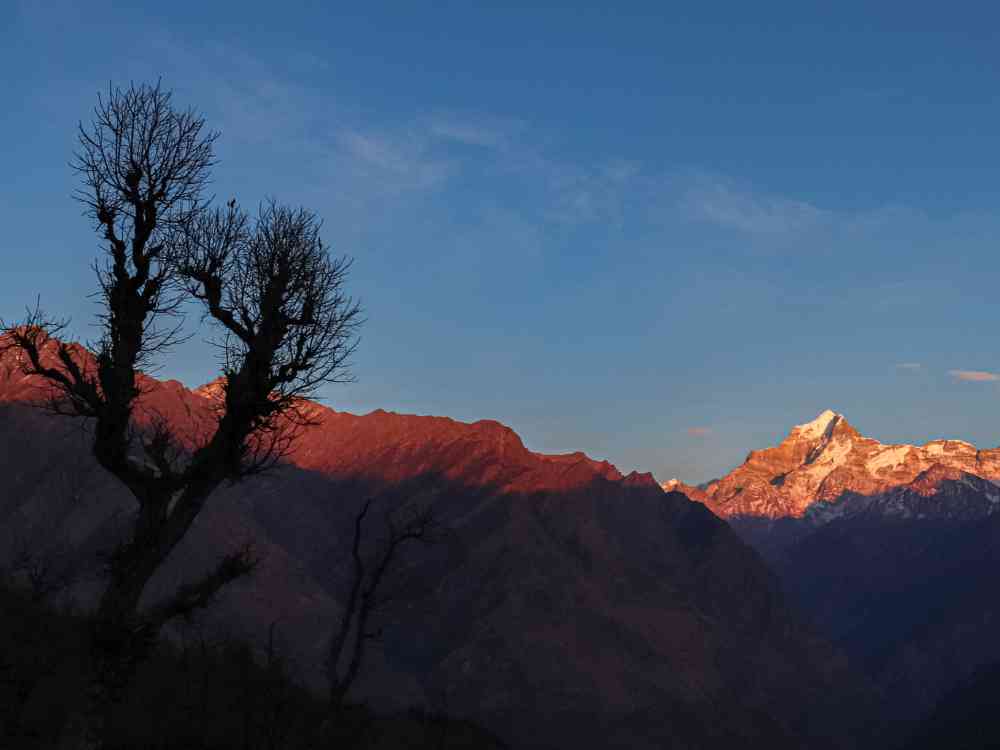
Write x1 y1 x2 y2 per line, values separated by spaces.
681 177 831 235
56 30 940 263
334 130 454 191
896 362 922 371
687 427 712 437
948 369 1000 382
136 37 841 243
425 114 525 148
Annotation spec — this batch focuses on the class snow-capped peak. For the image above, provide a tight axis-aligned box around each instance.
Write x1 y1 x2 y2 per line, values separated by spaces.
791 409 841 440
696 407 1000 522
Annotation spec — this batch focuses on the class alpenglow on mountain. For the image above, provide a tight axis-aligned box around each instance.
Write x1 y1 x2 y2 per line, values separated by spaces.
664 410 1000 522
0 336 876 750
675 409 1000 739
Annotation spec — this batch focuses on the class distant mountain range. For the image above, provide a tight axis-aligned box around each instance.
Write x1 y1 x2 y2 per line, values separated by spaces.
664 408 1000 523
0 339 877 750
664 409 1000 734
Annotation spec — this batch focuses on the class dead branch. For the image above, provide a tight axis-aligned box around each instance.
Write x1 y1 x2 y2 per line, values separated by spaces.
326 497 440 708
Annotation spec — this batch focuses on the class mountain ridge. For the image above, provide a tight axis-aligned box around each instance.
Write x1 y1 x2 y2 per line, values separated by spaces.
666 409 1000 522
0 333 658 495
0 336 877 749
673 409 1000 734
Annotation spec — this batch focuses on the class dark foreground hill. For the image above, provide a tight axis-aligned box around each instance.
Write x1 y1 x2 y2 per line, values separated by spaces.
0 339 877 749
0 579 507 750
902 661 1000 750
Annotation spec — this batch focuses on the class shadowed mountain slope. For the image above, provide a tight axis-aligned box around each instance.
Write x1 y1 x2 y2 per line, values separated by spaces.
665 409 1000 741
902 661 1000 750
0 339 877 749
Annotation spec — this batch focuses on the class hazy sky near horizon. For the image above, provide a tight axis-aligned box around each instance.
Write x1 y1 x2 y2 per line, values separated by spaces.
4 1 1000 483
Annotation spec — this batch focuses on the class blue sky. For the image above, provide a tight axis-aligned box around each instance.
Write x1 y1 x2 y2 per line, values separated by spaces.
4 1 1000 483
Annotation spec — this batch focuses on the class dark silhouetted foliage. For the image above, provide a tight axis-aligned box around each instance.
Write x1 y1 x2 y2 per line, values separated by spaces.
0 579 506 750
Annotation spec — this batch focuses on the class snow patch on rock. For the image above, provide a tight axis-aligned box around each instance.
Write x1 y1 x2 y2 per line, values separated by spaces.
866 445 912 473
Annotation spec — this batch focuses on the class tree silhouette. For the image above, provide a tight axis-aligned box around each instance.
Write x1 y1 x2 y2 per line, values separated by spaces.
326 497 438 711
0 81 361 749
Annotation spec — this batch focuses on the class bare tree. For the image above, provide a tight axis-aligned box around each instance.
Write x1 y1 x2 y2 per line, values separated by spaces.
326 498 438 711
0 82 361 749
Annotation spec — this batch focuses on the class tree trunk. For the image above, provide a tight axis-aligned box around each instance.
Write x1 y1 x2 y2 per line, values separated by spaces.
62 574 156 749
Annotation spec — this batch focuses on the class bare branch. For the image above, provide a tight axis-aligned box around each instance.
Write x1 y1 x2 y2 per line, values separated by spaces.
175 199 252 341
146 544 258 628
179 199 363 478
72 80 216 371
0 308 102 417
327 498 438 708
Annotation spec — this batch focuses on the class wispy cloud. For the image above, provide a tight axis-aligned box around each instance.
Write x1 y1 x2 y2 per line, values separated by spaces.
896 362 922 371
687 427 712 437
682 176 830 235
135 39 840 245
130 35 459 203
426 114 524 148
949 369 1000 382
76 30 980 273
334 129 453 191
533 158 645 226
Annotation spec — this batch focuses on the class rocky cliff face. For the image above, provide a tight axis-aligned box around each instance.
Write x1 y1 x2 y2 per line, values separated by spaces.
669 409 1000 523
0 339 877 750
